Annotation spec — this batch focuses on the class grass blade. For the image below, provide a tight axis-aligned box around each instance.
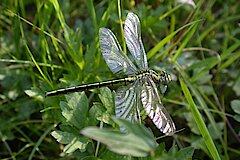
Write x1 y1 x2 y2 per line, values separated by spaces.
147 19 202 59
179 78 221 160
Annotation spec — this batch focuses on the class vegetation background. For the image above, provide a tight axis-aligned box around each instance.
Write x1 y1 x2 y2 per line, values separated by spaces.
0 0 240 159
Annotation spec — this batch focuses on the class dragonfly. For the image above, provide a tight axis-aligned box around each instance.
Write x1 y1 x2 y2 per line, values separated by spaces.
46 12 176 135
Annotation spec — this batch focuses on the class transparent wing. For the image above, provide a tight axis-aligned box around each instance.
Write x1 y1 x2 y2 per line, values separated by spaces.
141 77 176 135
99 28 138 75
115 82 141 125
124 12 148 70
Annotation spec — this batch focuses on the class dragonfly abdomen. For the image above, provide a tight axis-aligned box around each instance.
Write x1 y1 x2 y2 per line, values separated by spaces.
45 77 136 96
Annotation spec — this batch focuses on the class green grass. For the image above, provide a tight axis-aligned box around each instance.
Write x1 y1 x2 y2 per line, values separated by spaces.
1 0 240 159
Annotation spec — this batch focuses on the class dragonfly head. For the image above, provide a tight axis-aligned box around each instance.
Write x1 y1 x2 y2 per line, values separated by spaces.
150 70 171 85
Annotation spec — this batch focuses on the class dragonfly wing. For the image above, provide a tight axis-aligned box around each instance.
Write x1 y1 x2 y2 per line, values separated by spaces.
99 28 138 75
124 12 148 70
115 82 141 125
141 77 176 135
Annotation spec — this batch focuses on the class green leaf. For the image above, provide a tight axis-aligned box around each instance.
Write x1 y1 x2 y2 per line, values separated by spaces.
231 99 240 114
102 150 130 160
51 130 88 154
98 87 115 114
168 145 178 156
233 77 240 96
154 143 166 156
175 147 194 160
96 87 115 125
81 117 157 157
25 87 44 102
97 112 115 126
191 137 210 157
208 122 224 140
187 57 219 82
230 99 240 122
63 137 87 153
60 92 89 129
88 102 105 126
154 144 194 160
51 130 76 144
233 115 240 122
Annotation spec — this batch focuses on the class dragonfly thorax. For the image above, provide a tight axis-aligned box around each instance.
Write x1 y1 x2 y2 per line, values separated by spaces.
131 70 171 85
144 70 171 85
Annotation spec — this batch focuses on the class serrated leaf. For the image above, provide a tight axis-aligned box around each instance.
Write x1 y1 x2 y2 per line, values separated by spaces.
51 130 88 154
98 87 115 114
81 117 157 157
60 92 89 129
63 137 87 153
175 147 194 160
154 144 194 160
97 112 114 126
88 102 105 126
231 100 240 114
51 130 76 144
59 124 79 135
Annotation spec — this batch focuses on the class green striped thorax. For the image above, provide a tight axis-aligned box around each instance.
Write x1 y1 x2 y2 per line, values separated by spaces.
149 70 172 85
130 70 171 85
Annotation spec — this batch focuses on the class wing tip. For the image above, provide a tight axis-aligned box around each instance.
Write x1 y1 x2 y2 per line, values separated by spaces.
126 12 138 19
162 123 176 136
